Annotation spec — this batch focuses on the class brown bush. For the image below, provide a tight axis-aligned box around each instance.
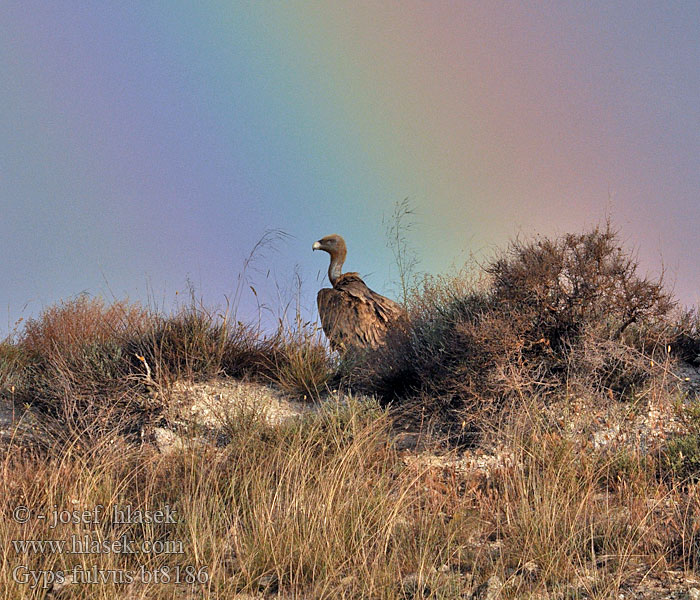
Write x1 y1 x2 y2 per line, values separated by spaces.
12 297 156 440
3 294 331 441
671 307 700 365
486 224 674 346
0 340 27 391
353 224 678 439
267 323 333 400
128 305 228 384
20 295 149 357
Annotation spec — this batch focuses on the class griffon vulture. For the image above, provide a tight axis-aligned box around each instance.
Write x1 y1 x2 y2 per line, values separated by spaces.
313 234 406 352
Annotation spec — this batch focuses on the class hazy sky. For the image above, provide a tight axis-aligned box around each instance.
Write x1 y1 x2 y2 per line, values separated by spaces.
2 2 699 335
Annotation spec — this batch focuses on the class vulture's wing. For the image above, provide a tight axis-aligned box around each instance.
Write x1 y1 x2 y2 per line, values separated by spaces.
317 272 405 351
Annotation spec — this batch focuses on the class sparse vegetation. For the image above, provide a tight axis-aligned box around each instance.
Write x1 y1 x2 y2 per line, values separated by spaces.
662 433 700 482
355 224 680 438
2 223 700 598
384 198 421 305
267 321 333 400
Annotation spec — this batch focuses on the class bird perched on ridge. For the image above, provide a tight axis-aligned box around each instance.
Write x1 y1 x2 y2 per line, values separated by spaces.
313 234 406 352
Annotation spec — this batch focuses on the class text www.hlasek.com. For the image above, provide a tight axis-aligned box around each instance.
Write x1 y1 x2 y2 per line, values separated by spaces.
12 564 209 590
12 534 183 555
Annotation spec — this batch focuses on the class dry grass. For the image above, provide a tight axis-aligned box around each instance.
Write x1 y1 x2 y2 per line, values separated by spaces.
3 394 700 599
267 320 333 400
0 398 465 599
2 224 700 598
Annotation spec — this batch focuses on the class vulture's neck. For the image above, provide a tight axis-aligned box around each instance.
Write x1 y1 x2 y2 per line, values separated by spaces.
328 249 346 286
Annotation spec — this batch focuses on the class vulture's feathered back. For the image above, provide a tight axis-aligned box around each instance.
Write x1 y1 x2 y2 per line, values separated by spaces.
313 234 406 352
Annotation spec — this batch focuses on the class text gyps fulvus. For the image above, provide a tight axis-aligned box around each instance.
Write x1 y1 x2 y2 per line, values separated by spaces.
313 234 406 352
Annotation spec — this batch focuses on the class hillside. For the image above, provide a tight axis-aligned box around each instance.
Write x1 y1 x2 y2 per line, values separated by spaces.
2 225 700 599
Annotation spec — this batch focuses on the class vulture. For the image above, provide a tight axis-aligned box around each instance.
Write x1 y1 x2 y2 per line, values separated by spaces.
313 234 406 352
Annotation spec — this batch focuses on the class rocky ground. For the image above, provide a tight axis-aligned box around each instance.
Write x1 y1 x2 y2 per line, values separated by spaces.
3 361 700 599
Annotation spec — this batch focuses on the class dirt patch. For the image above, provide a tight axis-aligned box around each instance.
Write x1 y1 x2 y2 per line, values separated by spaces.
166 378 318 428
146 378 324 453
0 378 322 452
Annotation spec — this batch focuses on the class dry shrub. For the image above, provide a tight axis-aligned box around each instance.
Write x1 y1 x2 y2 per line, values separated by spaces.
672 306 700 365
268 322 332 400
567 330 654 398
131 307 290 386
3 293 333 442
354 224 677 438
20 295 149 357
0 340 27 391
5 298 258 440
130 305 228 384
486 225 673 345
11 297 156 440
221 321 279 378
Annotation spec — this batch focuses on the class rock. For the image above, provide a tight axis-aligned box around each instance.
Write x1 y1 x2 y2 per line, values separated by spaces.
592 424 621 450
520 560 540 581
471 575 503 600
152 426 185 454
257 573 278 594
401 573 431 599
46 572 73 598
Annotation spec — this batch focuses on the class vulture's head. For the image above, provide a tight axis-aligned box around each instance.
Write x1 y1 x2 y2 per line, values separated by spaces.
312 234 347 259
313 234 347 285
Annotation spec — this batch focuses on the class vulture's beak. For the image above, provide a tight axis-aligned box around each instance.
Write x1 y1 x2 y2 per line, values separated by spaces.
312 241 322 251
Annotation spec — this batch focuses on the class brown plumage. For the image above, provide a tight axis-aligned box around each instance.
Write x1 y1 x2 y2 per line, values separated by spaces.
313 234 406 352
